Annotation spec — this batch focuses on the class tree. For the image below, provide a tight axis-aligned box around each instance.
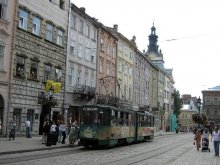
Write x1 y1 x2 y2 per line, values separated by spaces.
192 113 208 125
172 89 183 118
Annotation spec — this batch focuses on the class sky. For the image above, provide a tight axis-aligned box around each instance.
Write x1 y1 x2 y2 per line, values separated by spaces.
72 0 220 98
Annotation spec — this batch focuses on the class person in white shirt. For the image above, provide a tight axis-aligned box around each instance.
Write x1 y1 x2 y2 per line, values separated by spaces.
25 119 31 138
211 126 220 156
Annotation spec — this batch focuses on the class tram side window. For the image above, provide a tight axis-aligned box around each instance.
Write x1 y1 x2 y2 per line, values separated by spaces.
111 110 116 126
118 112 124 126
103 109 110 125
124 113 129 126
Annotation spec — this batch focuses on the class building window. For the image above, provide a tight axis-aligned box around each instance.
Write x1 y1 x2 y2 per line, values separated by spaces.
107 62 110 76
70 45 75 56
84 71 88 86
19 9 28 30
76 70 81 85
107 45 110 55
55 68 62 82
68 68 74 86
56 30 63 46
0 45 5 70
0 0 7 20
91 51 95 63
99 59 103 73
71 15 76 29
30 60 38 80
44 64 51 82
45 23 53 41
112 47 116 58
100 38 104 51
16 56 25 77
79 20 83 33
59 0 64 9
32 16 40 36
91 28 96 41
85 24 90 37
77 45 83 58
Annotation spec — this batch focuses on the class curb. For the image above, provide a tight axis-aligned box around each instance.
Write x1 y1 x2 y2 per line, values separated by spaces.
0 144 75 155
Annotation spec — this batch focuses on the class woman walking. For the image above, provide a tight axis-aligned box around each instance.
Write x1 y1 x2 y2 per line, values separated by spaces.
194 129 202 151
211 126 220 156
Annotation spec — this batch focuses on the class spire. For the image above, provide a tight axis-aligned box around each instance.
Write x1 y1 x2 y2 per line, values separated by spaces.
147 23 159 54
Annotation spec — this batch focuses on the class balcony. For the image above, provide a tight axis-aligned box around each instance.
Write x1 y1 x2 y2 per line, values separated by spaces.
73 85 96 100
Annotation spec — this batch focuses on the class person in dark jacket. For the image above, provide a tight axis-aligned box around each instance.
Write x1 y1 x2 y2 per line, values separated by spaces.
42 121 50 144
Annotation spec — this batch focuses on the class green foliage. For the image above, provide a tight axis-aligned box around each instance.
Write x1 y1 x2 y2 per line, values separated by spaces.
38 95 59 107
192 113 208 125
172 89 183 118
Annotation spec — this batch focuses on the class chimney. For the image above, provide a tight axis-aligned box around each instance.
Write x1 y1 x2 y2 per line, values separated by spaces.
80 7 86 13
113 24 118 32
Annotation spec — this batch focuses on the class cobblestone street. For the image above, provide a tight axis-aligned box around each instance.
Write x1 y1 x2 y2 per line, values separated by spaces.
0 133 219 165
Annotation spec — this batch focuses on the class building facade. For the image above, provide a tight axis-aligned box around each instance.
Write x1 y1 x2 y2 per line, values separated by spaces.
64 4 99 125
134 49 153 111
108 25 136 108
202 86 220 127
0 0 18 136
8 0 69 136
96 24 118 105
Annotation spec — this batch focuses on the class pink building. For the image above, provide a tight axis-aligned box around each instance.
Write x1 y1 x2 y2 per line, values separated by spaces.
0 0 18 135
97 25 118 105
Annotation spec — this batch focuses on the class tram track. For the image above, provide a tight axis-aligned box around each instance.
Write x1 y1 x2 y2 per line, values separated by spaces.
101 136 193 165
0 146 88 164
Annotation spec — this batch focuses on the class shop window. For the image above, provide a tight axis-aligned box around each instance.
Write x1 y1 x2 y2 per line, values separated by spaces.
13 109 21 131
27 109 34 131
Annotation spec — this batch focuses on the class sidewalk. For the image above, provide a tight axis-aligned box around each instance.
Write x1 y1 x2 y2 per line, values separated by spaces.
0 131 175 155
0 136 72 155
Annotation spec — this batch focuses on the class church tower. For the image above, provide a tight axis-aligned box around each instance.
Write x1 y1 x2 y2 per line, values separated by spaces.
146 23 164 69
147 23 159 54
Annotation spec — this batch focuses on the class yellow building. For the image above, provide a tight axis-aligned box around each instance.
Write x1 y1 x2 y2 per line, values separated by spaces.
179 100 198 132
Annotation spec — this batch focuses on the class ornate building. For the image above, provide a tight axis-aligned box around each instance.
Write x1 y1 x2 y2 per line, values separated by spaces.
202 86 220 127
8 0 69 136
64 4 99 125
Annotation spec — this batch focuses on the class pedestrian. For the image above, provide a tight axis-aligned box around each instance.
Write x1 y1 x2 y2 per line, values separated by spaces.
50 121 57 145
211 126 220 156
25 119 31 138
69 121 79 144
42 121 50 144
61 122 67 144
58 121 63 143
9 118 16 141
194 129 202 151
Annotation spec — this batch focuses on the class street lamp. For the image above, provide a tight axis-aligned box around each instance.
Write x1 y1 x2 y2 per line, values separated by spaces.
197 97 202 113
48 88 54 121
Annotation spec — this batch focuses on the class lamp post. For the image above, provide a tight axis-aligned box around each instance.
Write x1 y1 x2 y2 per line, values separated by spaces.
48 88 54 121
196 96 202 128
197 96 202 114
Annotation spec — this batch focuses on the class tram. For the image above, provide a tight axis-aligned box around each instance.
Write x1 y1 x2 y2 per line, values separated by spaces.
79 105 155 148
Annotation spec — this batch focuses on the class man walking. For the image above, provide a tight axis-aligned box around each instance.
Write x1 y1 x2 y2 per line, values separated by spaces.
25 119 31 138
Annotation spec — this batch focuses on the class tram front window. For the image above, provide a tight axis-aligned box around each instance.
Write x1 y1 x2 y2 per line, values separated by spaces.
81 108 97 124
